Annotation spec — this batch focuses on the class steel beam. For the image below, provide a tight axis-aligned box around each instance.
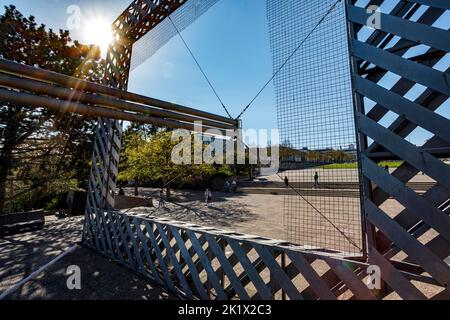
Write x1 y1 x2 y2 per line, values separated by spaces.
0 58 237 127
0 88 230 134
0 73 236 131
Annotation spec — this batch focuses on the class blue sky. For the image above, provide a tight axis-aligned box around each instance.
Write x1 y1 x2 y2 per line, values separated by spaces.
128 0 277 133
1 0 448 147
1 0 278 134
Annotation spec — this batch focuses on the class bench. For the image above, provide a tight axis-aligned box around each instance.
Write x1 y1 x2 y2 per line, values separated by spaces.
0 210 45 236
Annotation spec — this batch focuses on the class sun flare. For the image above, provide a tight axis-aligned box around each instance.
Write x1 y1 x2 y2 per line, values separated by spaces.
83 16 113 56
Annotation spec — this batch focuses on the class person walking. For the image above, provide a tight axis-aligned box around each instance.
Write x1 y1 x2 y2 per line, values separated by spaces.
231 179 237 193
205 189 212 207
284 176 289 188
158 189 165 208
224 180 230 193
313 172 319 189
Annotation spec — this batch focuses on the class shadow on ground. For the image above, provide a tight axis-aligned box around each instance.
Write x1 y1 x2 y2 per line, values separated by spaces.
0 217 83 293
125 188 258 229
5 246 176 300
0 216 173 300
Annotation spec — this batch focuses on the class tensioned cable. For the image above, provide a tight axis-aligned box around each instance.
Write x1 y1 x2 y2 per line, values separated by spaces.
165 1 359 250
168 16 233 119
237 135 362 251
275 172 362 251
235 0 342 120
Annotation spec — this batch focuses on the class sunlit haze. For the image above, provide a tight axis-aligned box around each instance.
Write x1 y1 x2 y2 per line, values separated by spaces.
83 16 113 56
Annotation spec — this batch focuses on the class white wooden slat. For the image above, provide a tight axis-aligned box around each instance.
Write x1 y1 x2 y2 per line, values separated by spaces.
361 154 450 244
143 220 177 293
132 218 163 285
203 234 250 300
227 240 274 300
366 200 450 288
351 40 450 97
185 230 228 300
253 245 303 300
154 223 194 299
325 259 376 300
168 226 210 300
348 5 450 52
368 247 427 300
286 251 337 300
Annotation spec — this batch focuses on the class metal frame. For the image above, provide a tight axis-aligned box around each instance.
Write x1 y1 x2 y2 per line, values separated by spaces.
84 0 450 300
86 0 192 216
1 0 448 300
85 212 383 300
345 0 450 298
0 59 236 132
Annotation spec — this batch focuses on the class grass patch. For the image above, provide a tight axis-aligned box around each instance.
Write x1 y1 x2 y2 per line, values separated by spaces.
322 161 404 169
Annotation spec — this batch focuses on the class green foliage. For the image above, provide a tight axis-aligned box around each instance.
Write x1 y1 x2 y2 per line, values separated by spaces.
322 161 404 169
0 5 105 213
118 130 236 194
44 197 60 211
280 145 355 163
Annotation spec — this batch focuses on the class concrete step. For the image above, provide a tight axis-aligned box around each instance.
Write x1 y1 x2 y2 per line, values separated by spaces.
238 187 360 198
238 181 434 191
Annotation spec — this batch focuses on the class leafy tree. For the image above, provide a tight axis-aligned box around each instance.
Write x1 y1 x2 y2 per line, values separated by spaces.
0 5 104 213
323 150 354 163
306 151 322 162
119 130 229 199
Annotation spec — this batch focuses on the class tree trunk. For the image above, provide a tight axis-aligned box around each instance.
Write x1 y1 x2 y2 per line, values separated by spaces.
0 108 20 214
0 153 12 214
166 182 171 201
134 179 139 196
0 143 15 214
248 167 254 181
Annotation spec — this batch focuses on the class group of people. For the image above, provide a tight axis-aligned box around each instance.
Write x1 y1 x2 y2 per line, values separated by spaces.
134 172 323 210
205 179 238 207
157 182 235 209
284 172 320 189
224 179 238 193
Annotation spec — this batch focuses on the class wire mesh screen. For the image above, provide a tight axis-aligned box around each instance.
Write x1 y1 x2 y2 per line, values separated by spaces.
130 0 220 71
266 0 363 256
